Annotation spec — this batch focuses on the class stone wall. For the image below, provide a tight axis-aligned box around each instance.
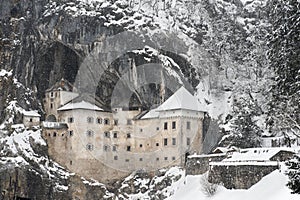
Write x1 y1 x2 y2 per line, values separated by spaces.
186 154 226 175
208 163 279 189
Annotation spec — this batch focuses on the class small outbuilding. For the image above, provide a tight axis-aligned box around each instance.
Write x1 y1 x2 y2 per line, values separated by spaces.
23 110 41 128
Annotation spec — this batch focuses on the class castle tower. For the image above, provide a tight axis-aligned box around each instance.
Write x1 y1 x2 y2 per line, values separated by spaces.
44 78 79 122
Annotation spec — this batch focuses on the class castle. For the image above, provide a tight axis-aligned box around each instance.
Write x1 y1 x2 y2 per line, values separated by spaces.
42 79 206 182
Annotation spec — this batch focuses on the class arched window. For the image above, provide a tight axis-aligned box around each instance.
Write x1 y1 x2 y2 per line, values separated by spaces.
47 115 57 122
53 132 57 137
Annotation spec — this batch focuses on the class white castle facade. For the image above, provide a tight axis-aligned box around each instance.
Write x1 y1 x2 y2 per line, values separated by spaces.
42 79 206 182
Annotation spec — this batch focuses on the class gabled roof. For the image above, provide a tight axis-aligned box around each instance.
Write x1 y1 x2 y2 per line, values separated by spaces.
141 107 160 119
23 110 41 117
57 100 104 111
141 86 206 119
157 86 206 112
46 78 75 92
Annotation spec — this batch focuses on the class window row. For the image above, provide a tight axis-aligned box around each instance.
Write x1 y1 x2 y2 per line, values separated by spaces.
113 156 177 161
48 131 191 146
163 121 191 130
67 117 111 125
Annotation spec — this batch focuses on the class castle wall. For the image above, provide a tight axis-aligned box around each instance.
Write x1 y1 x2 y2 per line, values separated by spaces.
208 162 279 189
42 89 205 182
186 154 227 175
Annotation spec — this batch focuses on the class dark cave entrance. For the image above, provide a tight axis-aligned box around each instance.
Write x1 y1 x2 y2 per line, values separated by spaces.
34 42 81 99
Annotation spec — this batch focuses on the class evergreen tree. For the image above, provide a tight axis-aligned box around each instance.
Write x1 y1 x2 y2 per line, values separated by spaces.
267 0 300 134
267 0 300 194
286 155 300 194
221 94 263 148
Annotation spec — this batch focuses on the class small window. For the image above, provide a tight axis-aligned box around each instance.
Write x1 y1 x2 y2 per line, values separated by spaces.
172 138 176 145
187 121 191 130
68 117 74 123
127 119 132 125
156 127 159 131
50 92 54 98
104 132 110 138
164 138 168 146
50 103 53 109
113 132 118 138
140 129 143 132
53 132 57 137
164 122 168 130
139 144 143 148
187 137 191 146
104 145 109 151
164 157 168 161
87 117 93 123
125 159 130 162
29 118 33 122
114 119 118 125
139 158 143 161
97 118 102 124
69 130 73 136
104 118 110 125
114 156 118 160
156 143 159 147
172 156 176 161
70 160 72 165
127 133 131 138
86 144 94 151
86 130 94 137
156 157 159 161
127 146 131 151
172 121 176 129
112 145 117 151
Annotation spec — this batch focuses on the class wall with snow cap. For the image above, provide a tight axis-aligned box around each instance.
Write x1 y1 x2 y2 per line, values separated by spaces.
208 163 279 189
186 153 227 175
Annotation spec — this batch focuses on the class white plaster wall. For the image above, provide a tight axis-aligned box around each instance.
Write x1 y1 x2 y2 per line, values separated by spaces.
23 116 40 127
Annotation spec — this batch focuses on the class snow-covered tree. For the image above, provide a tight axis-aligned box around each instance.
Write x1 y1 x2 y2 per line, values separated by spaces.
266 0 300 135
221 93 263 148
286 155 300 194
267 0 300 193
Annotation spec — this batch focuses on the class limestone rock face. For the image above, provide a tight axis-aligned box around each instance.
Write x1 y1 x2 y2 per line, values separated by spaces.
0 0 271 199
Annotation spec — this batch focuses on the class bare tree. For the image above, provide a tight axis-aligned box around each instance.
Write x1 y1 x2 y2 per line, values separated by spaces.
200 173 218 197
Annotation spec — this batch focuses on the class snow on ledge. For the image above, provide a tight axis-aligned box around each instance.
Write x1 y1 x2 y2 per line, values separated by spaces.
210 161 279 166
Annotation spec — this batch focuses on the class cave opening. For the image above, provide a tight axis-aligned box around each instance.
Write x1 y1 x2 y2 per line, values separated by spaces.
34 42 81 100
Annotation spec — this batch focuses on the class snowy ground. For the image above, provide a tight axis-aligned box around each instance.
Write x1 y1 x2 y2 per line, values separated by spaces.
167 170 299 200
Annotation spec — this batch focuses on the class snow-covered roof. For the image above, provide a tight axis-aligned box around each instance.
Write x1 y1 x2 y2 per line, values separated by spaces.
23 110 41 117
141 86 206 119
210 161 279 166
157 86 207 112
141 107 160 119
57 100 103 111
213 146 238 153
223 147 296 162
